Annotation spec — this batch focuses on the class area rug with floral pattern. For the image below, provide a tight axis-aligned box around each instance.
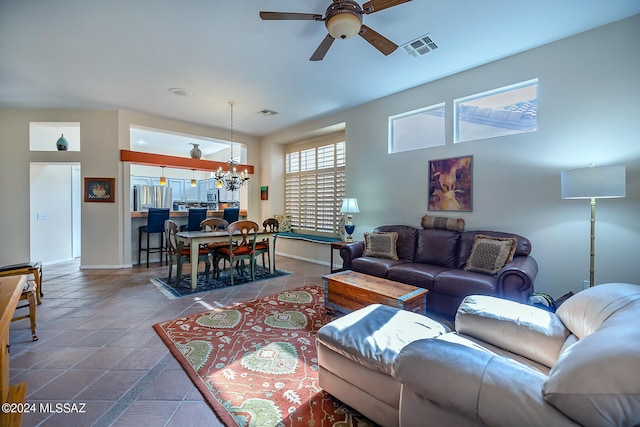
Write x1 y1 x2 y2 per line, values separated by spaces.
153 285 376 427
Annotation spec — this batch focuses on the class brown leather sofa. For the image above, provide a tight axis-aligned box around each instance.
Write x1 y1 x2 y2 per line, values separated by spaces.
339 224 538 317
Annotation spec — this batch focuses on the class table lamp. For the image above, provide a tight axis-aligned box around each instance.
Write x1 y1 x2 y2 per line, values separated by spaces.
561 164 626 287
341 198 360 242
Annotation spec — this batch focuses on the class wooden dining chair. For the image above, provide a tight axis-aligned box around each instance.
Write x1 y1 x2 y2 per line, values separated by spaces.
165 220 211 285
255 218 279 270
213 220 259 286
200 218 229 232
200 218 230 271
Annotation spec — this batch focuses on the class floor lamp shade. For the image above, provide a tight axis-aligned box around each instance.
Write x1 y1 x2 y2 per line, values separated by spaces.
560 165 626 288
561 166 626 199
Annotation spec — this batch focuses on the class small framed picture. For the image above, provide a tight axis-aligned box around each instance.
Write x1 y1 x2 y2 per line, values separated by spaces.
85 178 115 203
428 156 472 211
260 186 269 201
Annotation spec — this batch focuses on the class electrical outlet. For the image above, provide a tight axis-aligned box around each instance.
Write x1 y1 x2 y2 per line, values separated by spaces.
583 280 589 290
36 213 46 221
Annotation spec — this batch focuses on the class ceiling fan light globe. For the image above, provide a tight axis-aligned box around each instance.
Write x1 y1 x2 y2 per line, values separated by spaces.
326 13 361 40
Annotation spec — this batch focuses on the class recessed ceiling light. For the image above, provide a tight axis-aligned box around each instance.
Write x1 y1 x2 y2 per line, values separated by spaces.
258 109 278 116
137 139 146 144
168 87 190 96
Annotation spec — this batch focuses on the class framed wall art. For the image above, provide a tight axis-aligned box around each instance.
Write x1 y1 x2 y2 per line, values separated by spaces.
84 178 115 203
428 156 472 211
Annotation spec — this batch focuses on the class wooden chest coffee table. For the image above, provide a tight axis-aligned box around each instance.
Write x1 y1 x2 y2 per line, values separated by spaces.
323 270 428 314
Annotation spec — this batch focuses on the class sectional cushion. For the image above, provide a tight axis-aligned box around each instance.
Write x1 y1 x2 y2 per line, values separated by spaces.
543 284 640 427
414 228 460 268
373 225 418 261
456 295 569 368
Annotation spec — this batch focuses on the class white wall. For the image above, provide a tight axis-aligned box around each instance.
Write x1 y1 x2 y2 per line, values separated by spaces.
263 15 640 299
1 16 638 296
0 108 260 268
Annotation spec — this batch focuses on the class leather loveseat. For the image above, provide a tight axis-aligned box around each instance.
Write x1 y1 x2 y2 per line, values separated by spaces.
339 223 538 318
317 282 640 427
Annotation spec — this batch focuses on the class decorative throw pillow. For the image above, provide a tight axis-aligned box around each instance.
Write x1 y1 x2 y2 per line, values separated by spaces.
464 234 517 275
421 214 465 232
363 232 399 260
273 214 292 232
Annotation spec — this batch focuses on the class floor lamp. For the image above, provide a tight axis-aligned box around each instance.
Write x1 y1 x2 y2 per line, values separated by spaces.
561 165 626 288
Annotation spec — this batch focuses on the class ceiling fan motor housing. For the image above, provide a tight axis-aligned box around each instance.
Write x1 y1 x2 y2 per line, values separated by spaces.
325 1 363 40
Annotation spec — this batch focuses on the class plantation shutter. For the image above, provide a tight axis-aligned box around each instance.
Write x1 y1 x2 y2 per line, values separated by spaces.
285 134 346 235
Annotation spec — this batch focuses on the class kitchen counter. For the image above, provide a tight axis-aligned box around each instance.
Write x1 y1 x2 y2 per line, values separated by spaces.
131 209 247 218
131 209 248 265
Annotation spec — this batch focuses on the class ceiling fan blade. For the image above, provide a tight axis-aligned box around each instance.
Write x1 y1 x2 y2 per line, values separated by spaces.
310 34 335 61
259 11 323 21
362 0 411 14
358 25 398 56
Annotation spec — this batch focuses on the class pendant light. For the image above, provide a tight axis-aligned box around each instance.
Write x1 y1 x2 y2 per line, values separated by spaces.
190 169 197 187
159 166 167 186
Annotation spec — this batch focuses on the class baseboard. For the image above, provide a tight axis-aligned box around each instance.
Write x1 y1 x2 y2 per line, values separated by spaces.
79 264 132 270
276 251 331 267
42 258 75 266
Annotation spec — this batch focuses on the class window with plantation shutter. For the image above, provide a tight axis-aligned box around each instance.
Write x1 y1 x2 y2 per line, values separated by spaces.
285 135 345 235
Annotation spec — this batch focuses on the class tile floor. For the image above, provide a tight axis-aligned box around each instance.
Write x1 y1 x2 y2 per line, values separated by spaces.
8 256 328 427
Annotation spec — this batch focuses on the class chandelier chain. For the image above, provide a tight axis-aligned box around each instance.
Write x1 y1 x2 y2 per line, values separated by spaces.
214 101 249 193
229 101 234 160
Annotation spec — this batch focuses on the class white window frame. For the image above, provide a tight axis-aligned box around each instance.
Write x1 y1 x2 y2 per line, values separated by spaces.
454 79 538 144
388 103 445 153
285 134 346 236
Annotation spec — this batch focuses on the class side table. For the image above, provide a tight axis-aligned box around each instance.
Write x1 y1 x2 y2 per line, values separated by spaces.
330 241 349 273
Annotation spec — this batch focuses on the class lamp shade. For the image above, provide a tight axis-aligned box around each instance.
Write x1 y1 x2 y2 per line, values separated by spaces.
561 166 626 199
341 198 360 213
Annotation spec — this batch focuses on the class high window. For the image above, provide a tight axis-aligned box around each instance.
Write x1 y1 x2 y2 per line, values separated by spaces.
454 79 538 143
285 134 346 235
388 103 445 153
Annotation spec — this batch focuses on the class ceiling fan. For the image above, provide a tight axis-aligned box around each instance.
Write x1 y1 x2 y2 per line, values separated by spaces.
260 0 411 61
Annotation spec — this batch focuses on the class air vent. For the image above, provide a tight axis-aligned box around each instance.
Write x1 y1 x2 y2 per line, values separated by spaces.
401 34 438 57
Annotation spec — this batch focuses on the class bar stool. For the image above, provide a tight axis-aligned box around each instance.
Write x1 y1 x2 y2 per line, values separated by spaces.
186 208 208 231
138 208 170 267
223 207 240 223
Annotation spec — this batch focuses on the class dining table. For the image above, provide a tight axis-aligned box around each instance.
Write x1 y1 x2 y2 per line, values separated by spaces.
175 229 277 290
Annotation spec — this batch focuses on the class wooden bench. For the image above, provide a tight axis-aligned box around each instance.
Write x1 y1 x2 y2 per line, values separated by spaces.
0 275 29 427
0 262 42 304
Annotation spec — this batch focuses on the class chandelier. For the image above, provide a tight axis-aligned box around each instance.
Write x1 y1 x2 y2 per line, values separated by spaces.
214 102 250 191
